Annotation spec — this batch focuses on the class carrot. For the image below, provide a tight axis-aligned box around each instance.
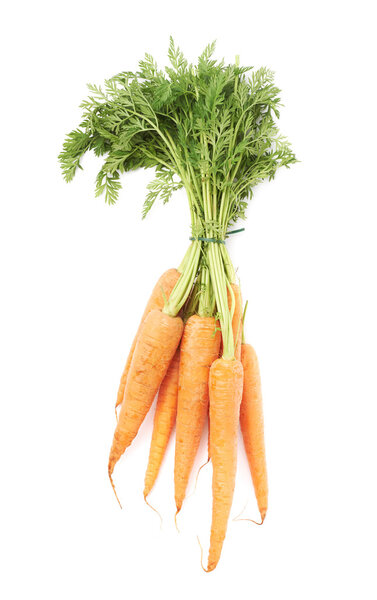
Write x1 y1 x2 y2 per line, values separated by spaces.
143 348 181 499
240 343 268 523
174 315 221 513
174 318 219 487
108 309 184 494
61 45 297 572
115 268 181 415
206 283 242 460
207 357 243 572
227 283 242 361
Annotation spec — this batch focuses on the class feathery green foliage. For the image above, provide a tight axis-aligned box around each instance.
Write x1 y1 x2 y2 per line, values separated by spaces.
59 39 297 356
59 38 296 225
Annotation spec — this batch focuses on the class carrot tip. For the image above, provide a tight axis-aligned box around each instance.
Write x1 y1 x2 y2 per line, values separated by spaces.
234 517 264 525
174 507 181 533
194 457 210 493
232 502 265 525
197 536 210 573
108 469 122 509
232 502 248 522
233 511 265 526
143 494 163 529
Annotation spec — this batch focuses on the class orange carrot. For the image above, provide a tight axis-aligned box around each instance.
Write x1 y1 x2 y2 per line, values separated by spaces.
207 357 243 572
240 343 268 523
143 348 181 499
207 283 241 460
115 268 180 414
108 309 183 495
174 315 221 513
227 283 242 361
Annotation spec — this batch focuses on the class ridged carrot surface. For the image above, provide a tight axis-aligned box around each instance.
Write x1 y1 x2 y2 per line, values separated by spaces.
115 268 180 412
207 357 243 572
108 309 183 487
227 283 242 361
174 315 221 512
208 283 242 459
240 343 268 522
144 348 181 498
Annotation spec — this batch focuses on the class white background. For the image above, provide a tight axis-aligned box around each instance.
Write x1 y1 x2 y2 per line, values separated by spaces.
1 1 376 598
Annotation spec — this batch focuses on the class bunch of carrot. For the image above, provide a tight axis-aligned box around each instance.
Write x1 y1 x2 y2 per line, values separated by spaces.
59 39 296 571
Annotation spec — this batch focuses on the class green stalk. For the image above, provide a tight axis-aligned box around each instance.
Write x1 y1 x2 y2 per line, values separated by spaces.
241 300 248 344
198 260 214 318
221 244 236 284
207 241 234 358
183 279 200 320
60 43 297 349
163 240 201 317
199 141 235 357
178 243 194 273
165 179 203 317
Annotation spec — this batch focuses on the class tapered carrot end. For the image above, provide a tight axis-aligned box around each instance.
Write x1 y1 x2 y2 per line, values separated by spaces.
143 493 163 529
233 503 266 525
196 536 210 573
206 549 221 572
233 515 265 525
174 507 181 533
108 466 122 509
194 457 210 493
175 496 182 513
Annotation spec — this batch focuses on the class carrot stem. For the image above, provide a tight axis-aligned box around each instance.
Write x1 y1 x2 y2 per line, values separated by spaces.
164 241 201 317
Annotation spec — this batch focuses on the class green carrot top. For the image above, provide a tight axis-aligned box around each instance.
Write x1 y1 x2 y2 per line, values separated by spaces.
59 38 296 358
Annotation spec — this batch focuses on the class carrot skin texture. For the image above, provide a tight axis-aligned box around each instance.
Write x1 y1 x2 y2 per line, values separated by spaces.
208 283 241 458
143 349 181 498
174 316 221 511
207 358 243 572
108 309 183 479
115 269 180 412
240 343 268 522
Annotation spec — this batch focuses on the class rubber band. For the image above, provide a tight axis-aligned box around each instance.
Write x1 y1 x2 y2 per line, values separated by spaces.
226 227 245 236
189 236 225 244
189 228 245 244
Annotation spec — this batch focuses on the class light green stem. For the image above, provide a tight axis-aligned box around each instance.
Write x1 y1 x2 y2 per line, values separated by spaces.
178 243 193 273
163 241 201 317
207 240 234 359
221 244 236 283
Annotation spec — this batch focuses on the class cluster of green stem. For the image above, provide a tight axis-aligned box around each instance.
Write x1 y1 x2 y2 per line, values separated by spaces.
163 179 238 359
59 39 296 360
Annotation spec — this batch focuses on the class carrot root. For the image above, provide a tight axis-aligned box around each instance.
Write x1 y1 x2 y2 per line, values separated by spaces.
108 471 122 509
143 349 180 498
232 503 265 525
115 268 180 414
108 309 183 495
194 457 210 494
174 315 220 512
240 343 268 523
234 516 265 526
207 357 243 572
174 508 181 533
197 536 209 573
143 494 163 529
